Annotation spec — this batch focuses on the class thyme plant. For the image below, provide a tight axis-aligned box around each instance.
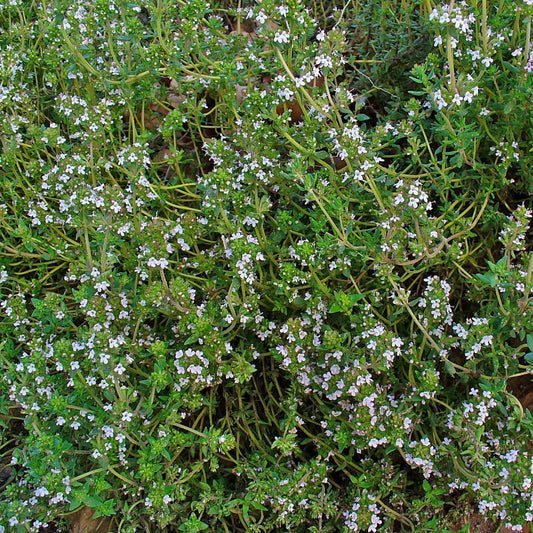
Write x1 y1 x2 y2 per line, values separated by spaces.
0 0 532 531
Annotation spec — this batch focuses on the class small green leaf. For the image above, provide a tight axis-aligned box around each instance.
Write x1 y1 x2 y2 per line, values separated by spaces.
527 334 533 352
184 335 198 345
68 499 82 512
503 99 515 114
250 500 267 511
444 360 456 375
179 513 209 532
475 272 498 287
524 352 533 365
348 293 366 304
329 302 342 313
85 495 104 508
92 500 116 519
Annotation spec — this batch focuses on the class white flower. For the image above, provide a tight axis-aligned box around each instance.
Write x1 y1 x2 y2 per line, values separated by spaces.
35 487 49 497
273 31 290 44
256 10 267 24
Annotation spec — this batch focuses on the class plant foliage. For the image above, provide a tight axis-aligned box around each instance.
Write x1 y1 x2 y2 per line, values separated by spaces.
0 0 532 531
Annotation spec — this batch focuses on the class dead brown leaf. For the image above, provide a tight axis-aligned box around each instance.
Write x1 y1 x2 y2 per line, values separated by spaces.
520 391 533 411
68 507 112 533
229 29 257 42
235 84 248 104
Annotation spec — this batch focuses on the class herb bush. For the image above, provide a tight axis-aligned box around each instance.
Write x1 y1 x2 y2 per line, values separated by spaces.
0 0 532 531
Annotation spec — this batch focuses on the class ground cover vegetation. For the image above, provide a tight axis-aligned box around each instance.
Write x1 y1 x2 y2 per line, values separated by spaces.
0 0 532 531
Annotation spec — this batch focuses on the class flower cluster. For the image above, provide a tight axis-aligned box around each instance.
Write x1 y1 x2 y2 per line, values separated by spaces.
0 0 532 531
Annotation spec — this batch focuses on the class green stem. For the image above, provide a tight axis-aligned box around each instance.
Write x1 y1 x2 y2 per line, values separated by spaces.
525 21 532 69
482 0 488 55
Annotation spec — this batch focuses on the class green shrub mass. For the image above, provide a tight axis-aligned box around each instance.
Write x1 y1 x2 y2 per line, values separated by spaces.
1 0 533 531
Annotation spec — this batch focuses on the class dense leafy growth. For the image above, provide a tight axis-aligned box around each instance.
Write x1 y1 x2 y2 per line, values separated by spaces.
0 0 532 531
